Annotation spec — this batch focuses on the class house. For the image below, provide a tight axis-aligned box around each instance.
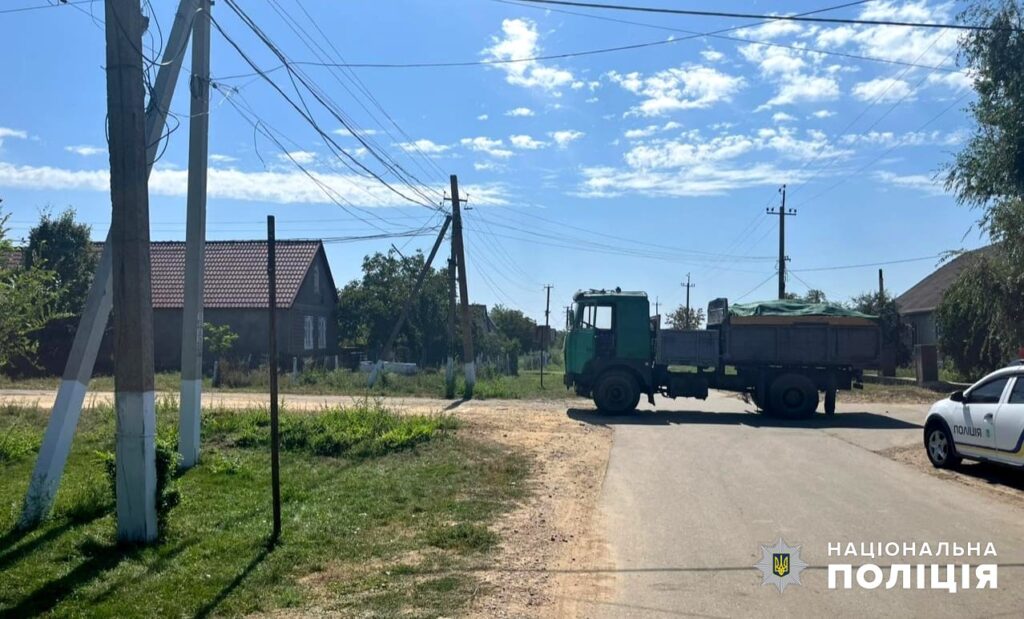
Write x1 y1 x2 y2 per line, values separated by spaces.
148 240 339 370
896 246 991 348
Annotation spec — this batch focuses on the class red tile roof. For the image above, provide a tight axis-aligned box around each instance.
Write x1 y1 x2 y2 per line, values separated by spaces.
147 240 326 309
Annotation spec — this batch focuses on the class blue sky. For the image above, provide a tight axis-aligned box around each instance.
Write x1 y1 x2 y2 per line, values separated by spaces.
0 0 989 323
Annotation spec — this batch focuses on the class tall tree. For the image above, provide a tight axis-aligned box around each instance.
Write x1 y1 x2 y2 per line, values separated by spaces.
490 305 537 352
26 209 96 315
666 305 705 330
850 291 911 367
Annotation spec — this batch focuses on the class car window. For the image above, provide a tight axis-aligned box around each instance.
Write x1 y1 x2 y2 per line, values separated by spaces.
1008 378 1024 404
967 377 1010 404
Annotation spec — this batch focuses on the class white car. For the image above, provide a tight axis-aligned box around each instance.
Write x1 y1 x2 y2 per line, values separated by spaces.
924 364 1024 469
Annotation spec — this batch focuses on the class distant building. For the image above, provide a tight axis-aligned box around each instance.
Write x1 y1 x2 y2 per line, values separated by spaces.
896 247 991 348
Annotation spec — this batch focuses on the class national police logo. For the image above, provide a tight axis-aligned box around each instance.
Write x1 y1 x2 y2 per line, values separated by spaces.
755 538 807 593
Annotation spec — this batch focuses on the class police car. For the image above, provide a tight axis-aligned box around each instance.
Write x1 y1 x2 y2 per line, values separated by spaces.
924 363 1024 469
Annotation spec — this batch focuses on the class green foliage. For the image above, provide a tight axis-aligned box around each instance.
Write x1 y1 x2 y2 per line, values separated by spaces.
785 289 828 303
850 290 912 367
203 322 239 358
98 437 182 539
25 208 96 315
0 424 41 462
490 305 537 351
936 253 1018 376
665 305 705 329
337 250 449 365
426 523 497 553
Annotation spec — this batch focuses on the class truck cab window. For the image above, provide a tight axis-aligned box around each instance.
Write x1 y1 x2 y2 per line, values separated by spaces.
594 306 612 330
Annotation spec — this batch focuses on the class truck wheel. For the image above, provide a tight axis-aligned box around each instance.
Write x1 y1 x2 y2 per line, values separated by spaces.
768 374 819 419
594 370 640 414
824 388 837 415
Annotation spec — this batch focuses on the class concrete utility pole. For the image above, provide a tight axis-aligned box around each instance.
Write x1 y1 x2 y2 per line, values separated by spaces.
449 175 476 397
767 184 796 300
541 285 553 388
106 0 158 543
20 0 200 529
445 251 457 398
179 0 211 470
682 274 695 327
368 216 453 387
878 268 885 301
267 216 281 542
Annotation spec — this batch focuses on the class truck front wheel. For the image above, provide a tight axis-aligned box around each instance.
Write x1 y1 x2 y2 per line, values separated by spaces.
594 370 641 414
768 374 819 419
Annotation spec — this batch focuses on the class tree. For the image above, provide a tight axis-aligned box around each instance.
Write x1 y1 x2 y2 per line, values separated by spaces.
490 305 537 351
938 1 1024 366
0 209 64 369
850 290 911 367
26 208 96 315
783 290 827 303
336 250 448 365
666 305 705 330
936 253 1017 376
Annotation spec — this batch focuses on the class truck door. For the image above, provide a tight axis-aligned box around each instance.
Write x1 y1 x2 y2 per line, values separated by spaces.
993 377 1024 458
585 304 615 358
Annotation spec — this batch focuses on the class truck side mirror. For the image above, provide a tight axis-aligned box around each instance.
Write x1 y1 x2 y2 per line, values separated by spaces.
950 390 964 403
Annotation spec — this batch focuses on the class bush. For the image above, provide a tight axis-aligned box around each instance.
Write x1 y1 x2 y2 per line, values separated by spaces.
0 424 41 462
98 437 182 539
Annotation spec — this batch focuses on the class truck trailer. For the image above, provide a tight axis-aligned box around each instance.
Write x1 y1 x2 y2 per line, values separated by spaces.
563 289 882 418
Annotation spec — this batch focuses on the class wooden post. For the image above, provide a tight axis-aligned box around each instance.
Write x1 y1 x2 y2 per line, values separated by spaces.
267 217 281 542
107 0 157 543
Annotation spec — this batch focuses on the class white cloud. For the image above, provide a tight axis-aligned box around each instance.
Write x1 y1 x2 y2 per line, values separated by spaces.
549 130 584 147
811 109 835 119
608 65 744 116
64 145 105 157
851 77 914 103
927 71 973 92
700 49 724 62
761 73 839 108
332 127 378 138
398 139 450 154
874 170 947 196
624 121 682 140
737 19 804 40
0 161 510 206
0 127 28 149
841 129 966 147
477 114 489 121
772 112 796 123
505 107 535 117
474 161 503 172
509 134 548 149
209 153 237 163
483 18 574 92
460 136 514 158
278 150 316 165
585 97 599 103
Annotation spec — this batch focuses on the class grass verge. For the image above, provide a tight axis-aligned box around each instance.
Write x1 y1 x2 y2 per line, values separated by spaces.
0 400 527 618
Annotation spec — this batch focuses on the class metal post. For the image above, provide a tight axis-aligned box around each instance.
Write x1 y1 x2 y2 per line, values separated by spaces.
268 217 281 542
20 0 200 528
450 175 475 396
107 0 157 543
179 0 211 470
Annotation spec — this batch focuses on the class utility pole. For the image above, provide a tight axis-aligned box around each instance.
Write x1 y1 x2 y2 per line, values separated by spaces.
179 0 211 470
448 175 475 397
878 268 885 302
369 216 453 387
20 0 200 529
445 251 457 399
106 0 157 543
541 285 552 388
565 305 571 330
267 216 281 542
682 274 695 328
766 184 796 300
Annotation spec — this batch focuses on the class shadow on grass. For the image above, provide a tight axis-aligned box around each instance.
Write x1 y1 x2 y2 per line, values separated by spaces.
567 408 921 430
192 542 272 619
0 510 108 573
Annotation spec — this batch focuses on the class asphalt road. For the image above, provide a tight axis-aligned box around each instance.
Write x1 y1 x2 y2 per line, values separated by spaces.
569 391 1024 618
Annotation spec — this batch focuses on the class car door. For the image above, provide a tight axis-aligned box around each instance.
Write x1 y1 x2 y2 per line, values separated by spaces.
955 376 1010 450
993 376 1024 459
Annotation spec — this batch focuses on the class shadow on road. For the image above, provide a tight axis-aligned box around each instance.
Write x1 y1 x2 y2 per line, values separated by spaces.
951 460 1024 492
567 408 921 430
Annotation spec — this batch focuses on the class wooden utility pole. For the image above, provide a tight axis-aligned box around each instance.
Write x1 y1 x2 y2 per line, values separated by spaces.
565 305 571 330
368 216 453 387
878 268 885 301
541 285 553 388
267 217 281 542
20 0 200 529
106 0 157 543
449 175 475 397
767 184 796 300
179 0 211 470
682 274 695 327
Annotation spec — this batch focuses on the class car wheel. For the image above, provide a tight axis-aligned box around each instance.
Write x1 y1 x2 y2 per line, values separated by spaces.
768 374 819 419
594 370 640 414
925 424 961 468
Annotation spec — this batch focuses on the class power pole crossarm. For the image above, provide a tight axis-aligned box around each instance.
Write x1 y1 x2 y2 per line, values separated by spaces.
766 184 796 300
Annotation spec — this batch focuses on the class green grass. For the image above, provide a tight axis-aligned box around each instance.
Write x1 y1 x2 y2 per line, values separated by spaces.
0 400 527 617
0 367 578 401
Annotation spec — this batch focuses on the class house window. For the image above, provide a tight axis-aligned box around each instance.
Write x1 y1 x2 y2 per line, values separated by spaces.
318 316 327 349
313 267 320 295
304 316 314 350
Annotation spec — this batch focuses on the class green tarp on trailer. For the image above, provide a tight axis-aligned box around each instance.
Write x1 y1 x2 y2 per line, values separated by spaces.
729 300 877 319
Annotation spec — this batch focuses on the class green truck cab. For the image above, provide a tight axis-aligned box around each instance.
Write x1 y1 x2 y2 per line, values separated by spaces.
564 289 881 417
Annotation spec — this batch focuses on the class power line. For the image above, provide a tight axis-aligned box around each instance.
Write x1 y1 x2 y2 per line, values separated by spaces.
790 254 943 273
734 272 779 302
0 0 97 15
515 0 1015 32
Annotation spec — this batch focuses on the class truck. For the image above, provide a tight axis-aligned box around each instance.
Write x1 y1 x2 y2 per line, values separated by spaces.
563 289 882 418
